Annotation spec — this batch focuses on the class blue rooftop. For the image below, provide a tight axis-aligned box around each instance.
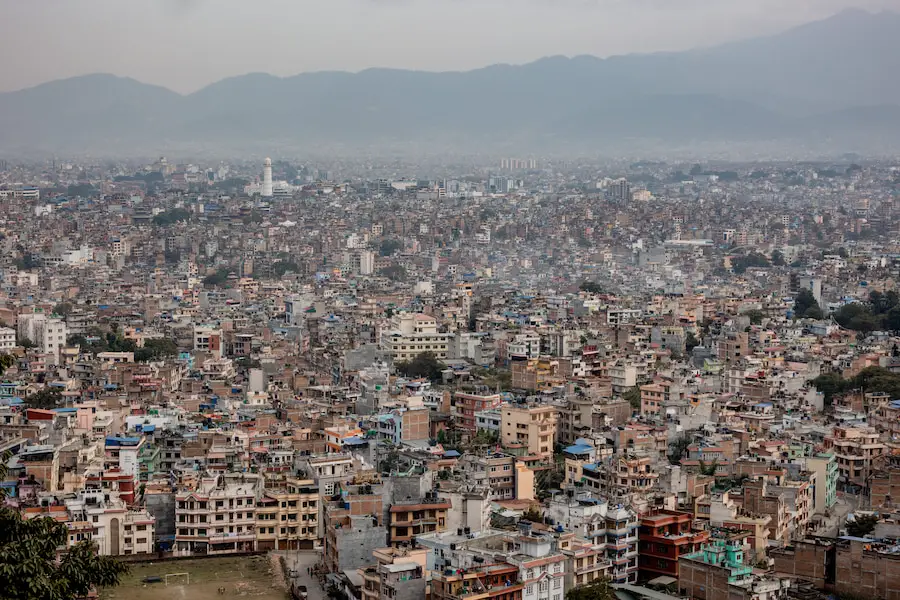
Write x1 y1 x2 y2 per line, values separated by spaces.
443 450 461 458
564 444 593 456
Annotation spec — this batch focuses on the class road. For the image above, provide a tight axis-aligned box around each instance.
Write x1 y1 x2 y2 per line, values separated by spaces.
282 551 327 600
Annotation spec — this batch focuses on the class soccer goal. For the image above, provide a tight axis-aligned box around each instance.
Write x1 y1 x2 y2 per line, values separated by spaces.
165 572 191 586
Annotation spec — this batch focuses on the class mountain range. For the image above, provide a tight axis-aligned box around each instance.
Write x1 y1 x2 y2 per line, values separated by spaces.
3 8 900 156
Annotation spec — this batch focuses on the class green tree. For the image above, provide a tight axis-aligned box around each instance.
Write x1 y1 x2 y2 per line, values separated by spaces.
134 338 178 362
23 388 63 410
379 239 403 256
579 281 603 294
0 354 14 375
668 433 692 465
771 250 786 266
53 303 73 317
846 514 879 538
396 352 445 382
623 385 641 410
684 331 700 353
744 309 765 325
0 455 128 599
522 505 544 523
18 337 36 349
794 289 823 319
566 578 616 600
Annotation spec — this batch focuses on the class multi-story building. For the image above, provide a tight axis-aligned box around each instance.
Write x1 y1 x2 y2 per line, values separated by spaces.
361 547 429 600
175 473 261 555
823 426 886 486
18 313 67 359
638 510 709 581
0 326 15 350
458 453 535 501
431 563 524 600
381 313 448 361
679 537 786 600
389 496 451 546
255 478 319 550
806 452 838 514
322 482 388 573
501 403 558 460
453 389 503 432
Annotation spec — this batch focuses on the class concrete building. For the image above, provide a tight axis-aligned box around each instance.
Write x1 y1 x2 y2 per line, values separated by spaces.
175 473 261 555
382 313 449 361
389 496 451 547
431 563 524 600
0 326 15 350
18 313 67 359
255 478 319 550
323 482 388 573
501 403 558 460
453 389 503 432
823 426 886 487
806 453 838 514
638 510 709 582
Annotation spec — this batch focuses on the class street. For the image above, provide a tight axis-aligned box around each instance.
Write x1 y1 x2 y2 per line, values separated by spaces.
282 551 328 600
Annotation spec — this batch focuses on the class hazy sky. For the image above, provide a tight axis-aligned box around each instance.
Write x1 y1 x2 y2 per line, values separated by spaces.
1 0 896 94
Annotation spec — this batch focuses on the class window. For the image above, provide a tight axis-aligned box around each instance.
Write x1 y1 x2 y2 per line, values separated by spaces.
553 579 561 589
526 585 534 595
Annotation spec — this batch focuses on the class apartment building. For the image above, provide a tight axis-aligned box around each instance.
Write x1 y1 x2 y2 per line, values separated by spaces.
0 326 15 350
361 547 429 600
256 478 319 550
806 453 838 514
389 495 451 546
323 482 388 573
501 403 558 460
431 563 523 600
175 473 261 555
823 426 886 486
18 313 67 359
638 510 709 581
458 453 535 501
382 313 448 361
453 389 503 432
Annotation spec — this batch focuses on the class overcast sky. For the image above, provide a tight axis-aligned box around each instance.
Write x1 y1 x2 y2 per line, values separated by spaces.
1 0 896 94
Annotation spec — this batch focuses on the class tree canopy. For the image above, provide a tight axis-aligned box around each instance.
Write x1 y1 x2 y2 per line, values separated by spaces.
379 239 403 256
811 366 900 405
846 514 879 538
833 291 900 332
396 352 445 382
152 208 191 226
731 252 770 274
579 281 603 294
793 289 824 320
566 578 616 600
0 456 128 599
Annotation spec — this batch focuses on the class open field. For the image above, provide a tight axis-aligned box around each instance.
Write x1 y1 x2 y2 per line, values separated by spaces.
101 555 288 600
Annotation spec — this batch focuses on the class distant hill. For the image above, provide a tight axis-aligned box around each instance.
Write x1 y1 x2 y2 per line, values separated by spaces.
3 8 900 155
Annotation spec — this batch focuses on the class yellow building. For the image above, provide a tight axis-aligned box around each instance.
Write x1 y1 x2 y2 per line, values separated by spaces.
256 478 320 550
501 403 558 460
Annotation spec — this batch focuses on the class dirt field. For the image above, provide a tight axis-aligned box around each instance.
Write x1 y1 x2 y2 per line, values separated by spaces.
101 554 289 600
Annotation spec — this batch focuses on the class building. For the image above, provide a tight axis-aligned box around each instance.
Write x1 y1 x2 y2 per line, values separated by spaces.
823 426 886 487
262 157 273 197
453 390 503 432
678 538 786 600
389 496 451 546
382 313 449 361
18 313 67 359
323 482 388 573
0 326 15 350
361 547 429 600
255 478 319 550
806 453 838 514
175 473 261 556
638 510 709 581
500 403 558 460
431 563 524 600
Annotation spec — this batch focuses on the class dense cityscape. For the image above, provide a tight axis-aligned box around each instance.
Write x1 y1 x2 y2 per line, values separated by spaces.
2 153 900 600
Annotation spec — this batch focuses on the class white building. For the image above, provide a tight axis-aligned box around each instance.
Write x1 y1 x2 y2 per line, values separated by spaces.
382 313 449 361
18 313 67 359
0 326 15 350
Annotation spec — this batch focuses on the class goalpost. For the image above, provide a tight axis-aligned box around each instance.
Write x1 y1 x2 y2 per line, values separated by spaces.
165 573 191 586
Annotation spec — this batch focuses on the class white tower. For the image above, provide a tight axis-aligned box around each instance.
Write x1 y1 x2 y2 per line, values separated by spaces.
262 157 273 197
